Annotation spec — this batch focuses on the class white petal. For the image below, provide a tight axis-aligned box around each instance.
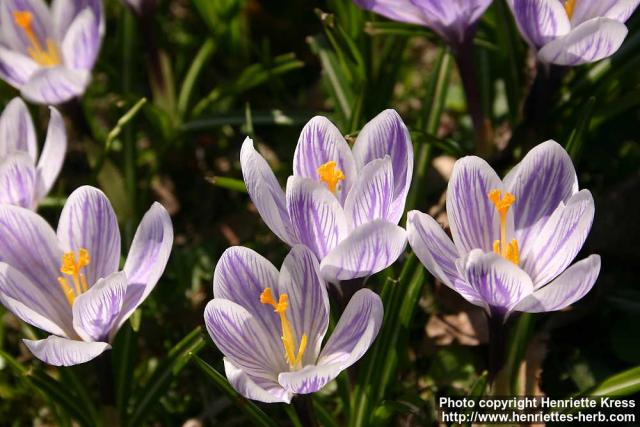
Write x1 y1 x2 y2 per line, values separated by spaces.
23 335 110 366
0 153 37 209
35 106 67 201
344 157 394 228
21 67 90 105
73 272 126 342
0 97 37 160
61 8 101 70
224 357 292 404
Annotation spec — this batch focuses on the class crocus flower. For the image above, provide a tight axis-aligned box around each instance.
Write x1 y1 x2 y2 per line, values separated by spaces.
0 97 66 209
407 140 600 319
508 0 639 65
0 186 173 366
353 0 493 47
241 110 412 283
205 245 383 403
0 0 105 104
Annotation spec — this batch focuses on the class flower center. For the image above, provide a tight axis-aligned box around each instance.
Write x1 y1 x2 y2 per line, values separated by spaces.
57 249 91 305
316 161 345 194
488 190 519 265
564 0 576 19
260 288 307 369
13 11 61 67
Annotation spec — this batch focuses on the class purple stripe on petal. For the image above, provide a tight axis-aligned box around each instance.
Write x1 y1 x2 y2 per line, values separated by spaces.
344 157 394 228
0 153 37 209
319 220 406 283
0 47 38 87
20 67 90 105
0 97 37 159
223 357 292 404
23 335 110 366
514 255 600 313
509 0 571 48
60 8 100 70
286 176 349 260
35 106 67 201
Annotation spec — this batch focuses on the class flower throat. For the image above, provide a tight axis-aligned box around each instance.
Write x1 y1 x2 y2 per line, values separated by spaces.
488 190 519 265
13 11 61 67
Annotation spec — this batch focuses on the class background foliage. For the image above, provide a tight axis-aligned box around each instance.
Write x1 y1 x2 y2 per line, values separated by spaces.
0 0 639 425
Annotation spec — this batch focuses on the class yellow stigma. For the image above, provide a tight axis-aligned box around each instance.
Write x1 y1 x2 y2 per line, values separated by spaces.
488 190 519 265
13 11 61 67
564 0 577 19
316 161 345 194
57 249 91 305
260 288 307 369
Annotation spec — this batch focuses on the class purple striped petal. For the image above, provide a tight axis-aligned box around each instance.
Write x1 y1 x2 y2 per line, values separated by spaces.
23 335 110 366
240 137 297 246
204 298 288 378
538 17 628 65
521 189 595 287
0 153 37 209
410 0 493 44
73 271 126 342
456 249 534 315
21 67 90 105
57 186 121 286
352 110 413 224
504 140 578 253
0 204 69 327
35 106 66 201
276 245 329 365
278 363 344 394
0 46 38 88
406 210 483 305
115 203 172 335
286 176 349 260
293 116 357 205
0 97 37 160
60 7 101 70
319 220 407 283
212 246 282 352
318 288 383 367
509 0 571 48
446 156 503 254
353 0 428 26
223 357 292 404
514 255 600 313
344 157 394 228
52 0 104 40
0 262 68 336
0 0 54 53
571 0 640 25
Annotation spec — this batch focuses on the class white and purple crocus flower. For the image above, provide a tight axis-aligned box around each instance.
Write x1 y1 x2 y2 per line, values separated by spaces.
205 245 383 403
0 97 66 209
407 140 600 320
0 0 105 104
509 0 639 65
353 0 493 47
241 110 412 283
0 186 173 366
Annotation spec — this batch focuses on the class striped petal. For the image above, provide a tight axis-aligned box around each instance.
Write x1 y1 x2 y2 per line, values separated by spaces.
446 156 503 254
204 298 287 378
0 262 67 336
0 97 37 160
286 176 349 260
319 220 407 283
570 0 640 25
212 246 282 352
35 106 66 201
352 110 413 224
52 0 104 41
240 137 297 246
538 17 628 65
223 357 291 404
504 140 578 253
456 249 534 315
293 116 356 205
0 204 69 328
57 186 121 286
0 46 38 88
514 255 600 313
344 157 394 228
279 289 382 394
115 203 172 335
23 335 110 366
276 245 329 365
509 0 571 48
73 271 126 342
21 67 90 105
60 7 101 70
406 210 483 305
521 189 595 287
353 0 429 26
0 153 37 209
0 0 54 53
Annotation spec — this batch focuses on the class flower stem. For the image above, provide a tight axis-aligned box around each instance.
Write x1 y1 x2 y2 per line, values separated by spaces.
293 395 319 427
487 312 508 388
456 38 494 157
96 353 120 427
